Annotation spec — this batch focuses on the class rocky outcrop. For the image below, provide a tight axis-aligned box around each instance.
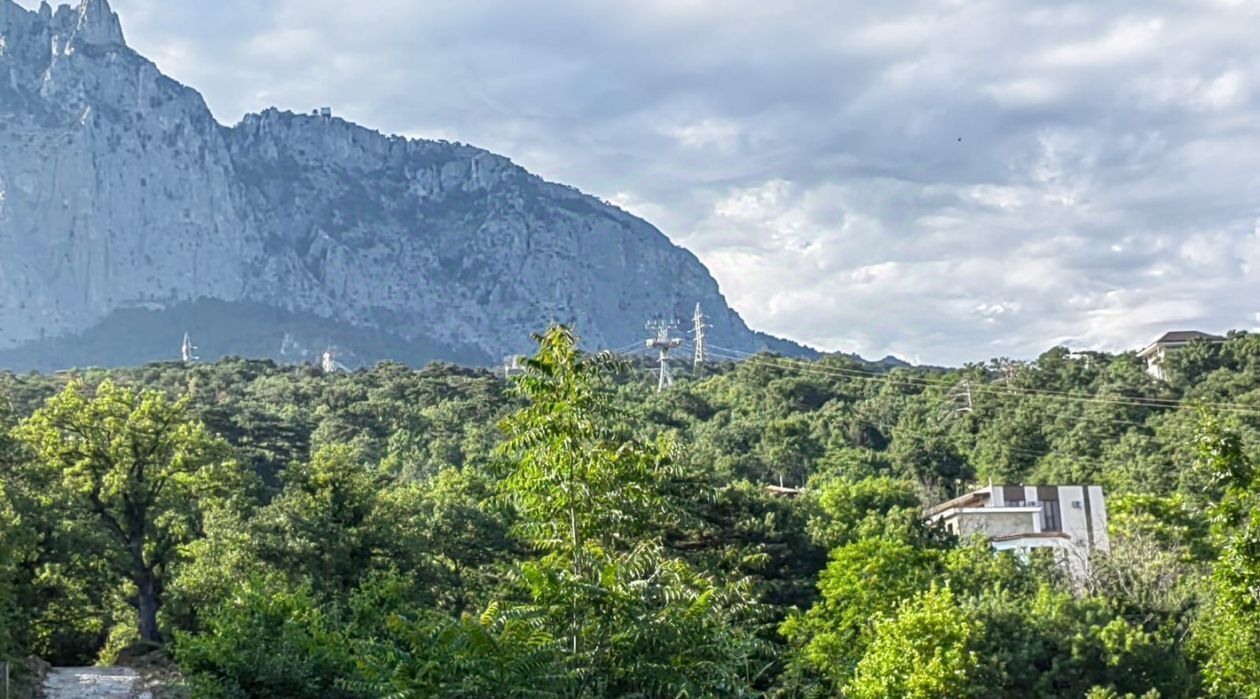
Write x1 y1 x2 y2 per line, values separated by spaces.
0 0 810 369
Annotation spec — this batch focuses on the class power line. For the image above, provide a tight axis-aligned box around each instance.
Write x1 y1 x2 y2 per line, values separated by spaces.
719 348 1180 441
726 347 1256 415
703 344 1260 416
687 347 1206 475
606 340 649 356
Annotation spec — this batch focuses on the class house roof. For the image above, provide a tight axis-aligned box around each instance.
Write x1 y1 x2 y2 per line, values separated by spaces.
765 485 806 497
990 531 1071 543
925 489 990 517
1153 330 1226 344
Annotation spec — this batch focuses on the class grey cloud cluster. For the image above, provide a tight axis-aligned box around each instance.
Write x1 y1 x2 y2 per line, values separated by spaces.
22 0 1260 364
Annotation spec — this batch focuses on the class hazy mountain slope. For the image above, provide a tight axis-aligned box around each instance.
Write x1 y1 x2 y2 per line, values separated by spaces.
0 0 813 370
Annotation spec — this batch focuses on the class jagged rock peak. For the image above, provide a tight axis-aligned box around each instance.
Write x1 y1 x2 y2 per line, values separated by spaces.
0 0 126 45
72 0 124 45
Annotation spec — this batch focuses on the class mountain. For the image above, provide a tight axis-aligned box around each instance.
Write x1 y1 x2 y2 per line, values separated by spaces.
0 0 815 371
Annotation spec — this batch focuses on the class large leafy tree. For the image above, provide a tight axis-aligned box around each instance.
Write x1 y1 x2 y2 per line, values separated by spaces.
496 325 766 695
15 380 242 644
1194 416 1260 698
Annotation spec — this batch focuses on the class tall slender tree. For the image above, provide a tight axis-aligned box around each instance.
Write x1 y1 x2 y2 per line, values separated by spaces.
495 326 766 696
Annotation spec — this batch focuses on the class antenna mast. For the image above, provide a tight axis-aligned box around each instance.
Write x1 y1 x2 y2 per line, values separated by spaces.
645 319 682 391
321 347 340 373
691 303 709 372
181 332 199 364
503 355 526 379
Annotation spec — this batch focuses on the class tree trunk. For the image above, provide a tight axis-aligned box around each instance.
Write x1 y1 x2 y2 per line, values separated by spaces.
136 573 161 644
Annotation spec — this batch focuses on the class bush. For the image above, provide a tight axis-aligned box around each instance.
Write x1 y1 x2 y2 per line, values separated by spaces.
174 576 359 699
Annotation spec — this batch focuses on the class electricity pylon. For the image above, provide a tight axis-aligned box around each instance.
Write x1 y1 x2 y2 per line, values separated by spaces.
691 303 708 372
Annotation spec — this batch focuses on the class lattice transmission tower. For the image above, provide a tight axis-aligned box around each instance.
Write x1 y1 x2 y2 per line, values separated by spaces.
691 303 709 372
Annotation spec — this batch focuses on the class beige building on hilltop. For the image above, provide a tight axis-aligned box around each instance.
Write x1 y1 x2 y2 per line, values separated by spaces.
927 484 1109 579
1137 331 1225 381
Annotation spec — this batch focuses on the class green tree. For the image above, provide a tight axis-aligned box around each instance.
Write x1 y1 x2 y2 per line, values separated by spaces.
15 380 242 644
805 475 928 549
758 415 820 487
496 326 766 695
350 602 568 699
0 479 21 659
1194 416 1260 698
845 585 982 699
175 575 359 699
781 538 942 690
254 444 384 600
495 326 678 654
889 412 969 498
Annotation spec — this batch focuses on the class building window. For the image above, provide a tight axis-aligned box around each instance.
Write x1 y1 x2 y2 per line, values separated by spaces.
1041 501 1062 532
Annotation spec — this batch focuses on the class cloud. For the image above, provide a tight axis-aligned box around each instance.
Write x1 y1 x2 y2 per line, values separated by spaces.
15 0 1260 364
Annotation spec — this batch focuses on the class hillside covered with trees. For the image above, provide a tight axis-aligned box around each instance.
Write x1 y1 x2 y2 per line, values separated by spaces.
1 328 1259 697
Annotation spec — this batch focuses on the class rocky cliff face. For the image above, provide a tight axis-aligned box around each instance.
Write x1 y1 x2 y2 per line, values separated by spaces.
0 0 808 369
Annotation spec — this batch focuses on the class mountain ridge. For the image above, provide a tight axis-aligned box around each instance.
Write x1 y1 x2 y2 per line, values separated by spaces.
0 0 817 370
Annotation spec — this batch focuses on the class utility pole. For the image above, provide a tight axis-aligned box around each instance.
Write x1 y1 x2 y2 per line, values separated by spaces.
645 319 682 391
180 332 198 364
691 303 708 372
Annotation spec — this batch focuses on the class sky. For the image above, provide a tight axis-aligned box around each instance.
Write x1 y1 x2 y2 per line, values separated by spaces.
21 0 1260 364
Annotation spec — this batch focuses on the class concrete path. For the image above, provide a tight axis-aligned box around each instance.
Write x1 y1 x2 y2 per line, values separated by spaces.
39 667 153 699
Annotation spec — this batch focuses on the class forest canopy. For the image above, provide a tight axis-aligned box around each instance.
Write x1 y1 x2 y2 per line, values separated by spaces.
1 328 1258 697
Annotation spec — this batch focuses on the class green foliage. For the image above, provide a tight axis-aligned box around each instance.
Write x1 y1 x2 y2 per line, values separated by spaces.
781 538 942 689
805 475 930 549
785 528 1195 698
1109 493 1212 561
14 380 244 644
962 586 1191 698
496 326 679 561
349 602 568 698
254 444 388 599
1085 688 1161 699
496 326 768 696
175 576 358 699
1194 416 1260 698
0 480 21 660
845 585 983 699
0 330 1256 695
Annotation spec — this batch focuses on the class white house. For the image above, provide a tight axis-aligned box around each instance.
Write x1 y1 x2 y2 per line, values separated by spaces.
926 484 1109 579
1137 330 1225 381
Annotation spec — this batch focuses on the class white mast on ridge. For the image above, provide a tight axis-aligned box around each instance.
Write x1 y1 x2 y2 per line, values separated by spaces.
181 332 199 364
645 319 682 391
321 347 339 373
